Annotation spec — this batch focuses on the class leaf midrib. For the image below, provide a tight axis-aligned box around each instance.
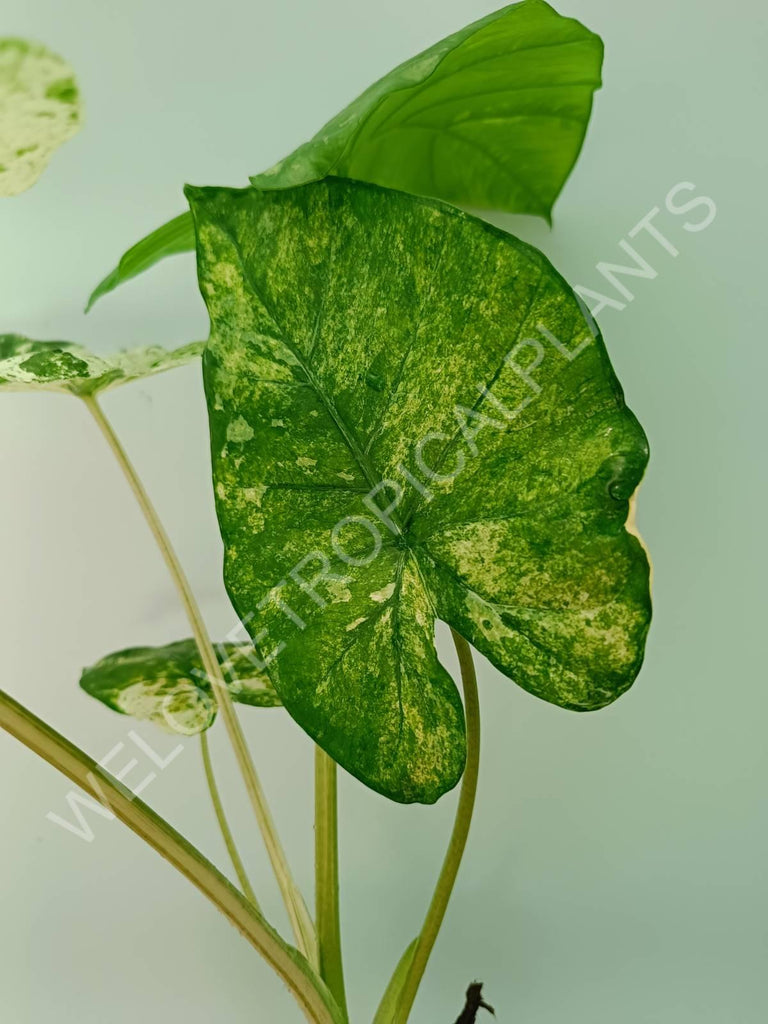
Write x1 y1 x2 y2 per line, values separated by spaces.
219 212 408 533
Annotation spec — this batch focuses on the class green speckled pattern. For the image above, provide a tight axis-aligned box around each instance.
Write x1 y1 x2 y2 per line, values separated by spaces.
0 334 204 396
187 177 651 804
80 639 282 736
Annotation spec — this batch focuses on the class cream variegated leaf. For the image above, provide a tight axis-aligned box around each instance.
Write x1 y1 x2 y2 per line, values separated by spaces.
0 38 82 196
0 334 204 396
80 639 282 736
187 177 652 804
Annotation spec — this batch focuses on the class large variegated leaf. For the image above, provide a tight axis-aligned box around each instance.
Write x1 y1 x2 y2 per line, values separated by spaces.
186 177 651 804
0 38 82 196
80 639 282 736
0 334 203 396
85 0 602 310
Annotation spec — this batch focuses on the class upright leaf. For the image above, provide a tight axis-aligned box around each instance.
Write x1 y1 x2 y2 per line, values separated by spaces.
252 0 602 216
372 939 418 1024
86 0 602 309
0 334 203 396
187 178 651 804
80 639 282 736
0 38 82 196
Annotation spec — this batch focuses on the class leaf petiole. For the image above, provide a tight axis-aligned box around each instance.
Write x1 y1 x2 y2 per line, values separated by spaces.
200 731 259 909
391 629 481 1024
0 689 341 1024
81 393 318 965
315 747 349 1020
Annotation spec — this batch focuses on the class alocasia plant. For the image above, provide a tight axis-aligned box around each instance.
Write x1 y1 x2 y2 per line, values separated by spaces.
0 3 653 1022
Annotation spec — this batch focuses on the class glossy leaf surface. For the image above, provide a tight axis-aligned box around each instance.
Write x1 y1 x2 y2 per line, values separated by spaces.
252 0 602 217
187 177 651 803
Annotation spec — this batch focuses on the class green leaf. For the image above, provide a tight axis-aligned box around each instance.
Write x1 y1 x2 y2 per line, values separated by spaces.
0 333 204 396
372 939 418 1024
252 0 602 217
80 639 282 736
85 0 601 310
0 38 83 196
187 178 651 805
85 212 197 312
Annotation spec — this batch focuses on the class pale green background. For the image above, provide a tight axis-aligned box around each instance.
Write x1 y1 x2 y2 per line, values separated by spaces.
1 1 766 1022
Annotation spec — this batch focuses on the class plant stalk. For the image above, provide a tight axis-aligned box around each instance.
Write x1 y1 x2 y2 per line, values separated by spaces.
0 689 341 1024
392 629 481 1024
81 394 317 965
200 731 259 909
315 747 348 1021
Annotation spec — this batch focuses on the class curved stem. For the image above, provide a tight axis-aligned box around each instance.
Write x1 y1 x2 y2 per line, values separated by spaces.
0 689 341 1024
392 629 481 1024
81 395 317 965
200 732 259 909
315 748 348 1021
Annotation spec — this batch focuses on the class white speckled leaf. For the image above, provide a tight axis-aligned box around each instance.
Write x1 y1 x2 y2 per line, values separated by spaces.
0 38 82 196
0 334 204 396
187 177 651 804
80 639 282 736
85 0 602 310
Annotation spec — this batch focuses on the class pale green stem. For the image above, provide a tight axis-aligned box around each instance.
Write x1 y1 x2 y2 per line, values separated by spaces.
315 747 348 1021
0 689 342 1024
392 629 481 1024
200 731 259 909
81 394 318 966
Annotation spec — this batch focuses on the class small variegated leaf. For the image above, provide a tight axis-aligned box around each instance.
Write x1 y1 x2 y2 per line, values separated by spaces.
186 177 652 804
0 334 204 396
80 639 282 736
0 38 82 196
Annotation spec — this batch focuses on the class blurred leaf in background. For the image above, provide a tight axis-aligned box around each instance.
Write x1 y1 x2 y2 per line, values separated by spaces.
0 37 82 197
